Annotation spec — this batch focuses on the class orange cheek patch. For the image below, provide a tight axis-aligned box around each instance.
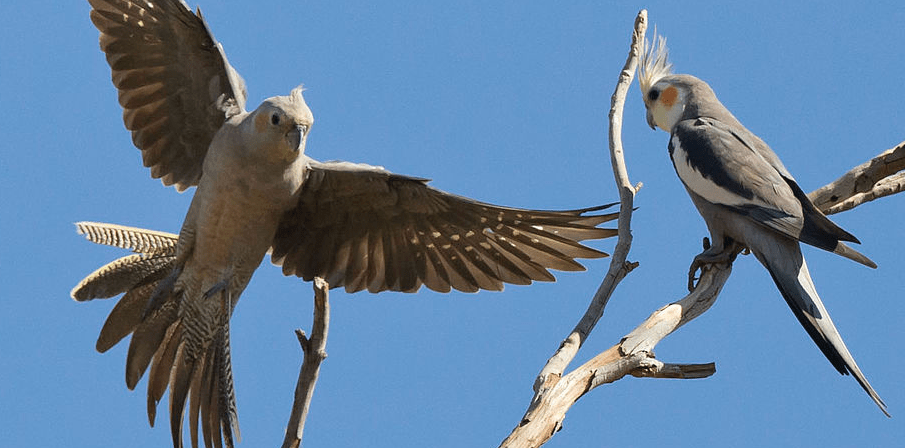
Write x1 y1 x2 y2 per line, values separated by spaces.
660 86 678 107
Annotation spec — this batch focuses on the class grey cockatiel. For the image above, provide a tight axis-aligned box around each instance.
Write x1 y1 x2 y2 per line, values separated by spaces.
637 35 887 416
76 1 619 447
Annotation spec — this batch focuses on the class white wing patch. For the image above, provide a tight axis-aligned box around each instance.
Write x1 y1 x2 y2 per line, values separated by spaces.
670 134 774 209
796 258 822 316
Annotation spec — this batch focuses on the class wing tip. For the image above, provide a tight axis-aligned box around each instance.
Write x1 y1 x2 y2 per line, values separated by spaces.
833 241 877 269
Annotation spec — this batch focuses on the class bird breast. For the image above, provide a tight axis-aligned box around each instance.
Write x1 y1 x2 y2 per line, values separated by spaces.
183 145 306 294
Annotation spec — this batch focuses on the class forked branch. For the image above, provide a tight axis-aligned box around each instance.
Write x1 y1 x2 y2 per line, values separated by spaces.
281 278 330 448
499 9 903 448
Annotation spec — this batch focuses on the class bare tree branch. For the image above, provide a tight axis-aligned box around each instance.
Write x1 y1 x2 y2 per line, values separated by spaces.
499 263 727 448
809 140 905 215
265 11 903 448
530 8 647 395
499 10 903 448
499 10 648 447
281 278 330 448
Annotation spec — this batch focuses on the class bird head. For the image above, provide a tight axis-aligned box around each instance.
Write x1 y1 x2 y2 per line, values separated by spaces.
251 85 314 162
638 32 682 133
638 33 727 134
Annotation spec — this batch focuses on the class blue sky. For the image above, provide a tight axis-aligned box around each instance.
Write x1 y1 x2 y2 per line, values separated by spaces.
2 1 903 447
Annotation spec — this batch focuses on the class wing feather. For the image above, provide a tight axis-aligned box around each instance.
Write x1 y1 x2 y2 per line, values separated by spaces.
87 0 247 191
672 117 871 262
272 161 615 293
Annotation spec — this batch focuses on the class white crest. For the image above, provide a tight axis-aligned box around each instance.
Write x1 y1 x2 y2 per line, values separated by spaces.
638 30 673 95
290 84 306 103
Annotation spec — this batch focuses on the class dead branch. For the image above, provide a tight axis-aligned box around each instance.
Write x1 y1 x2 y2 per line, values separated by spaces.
530 6 647 397
281 278 330 448
499 263 728 448
809 141 905 215
499 10 649 447
499 10 903 448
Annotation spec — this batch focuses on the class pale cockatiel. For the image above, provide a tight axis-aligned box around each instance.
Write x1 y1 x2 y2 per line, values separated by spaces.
76 1 620 448
637 34 888 416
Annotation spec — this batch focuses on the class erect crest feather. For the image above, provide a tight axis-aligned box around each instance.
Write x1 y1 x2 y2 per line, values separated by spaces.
638 30 673 95
290 84 306 103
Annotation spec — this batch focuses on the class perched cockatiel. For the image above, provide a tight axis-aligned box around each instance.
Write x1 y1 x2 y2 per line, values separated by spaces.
75 1 619 447
637 34 887 416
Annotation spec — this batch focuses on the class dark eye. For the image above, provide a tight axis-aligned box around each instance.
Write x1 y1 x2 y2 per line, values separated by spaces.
271 113 281 125
647 89 659 102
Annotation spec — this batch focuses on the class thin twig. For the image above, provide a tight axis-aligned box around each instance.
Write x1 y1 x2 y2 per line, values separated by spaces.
281 278 330 448
531 8 647 395
499 10 649 448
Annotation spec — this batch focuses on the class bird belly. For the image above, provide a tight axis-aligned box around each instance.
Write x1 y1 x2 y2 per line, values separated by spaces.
180 181 286 300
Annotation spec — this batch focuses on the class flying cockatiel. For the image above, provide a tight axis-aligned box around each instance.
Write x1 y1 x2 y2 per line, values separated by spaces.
75 1 619 447
637 34 887 416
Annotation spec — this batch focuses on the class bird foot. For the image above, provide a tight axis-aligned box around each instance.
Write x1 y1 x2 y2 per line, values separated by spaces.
202 281 228 301
140 266 182 320
687 240 742 292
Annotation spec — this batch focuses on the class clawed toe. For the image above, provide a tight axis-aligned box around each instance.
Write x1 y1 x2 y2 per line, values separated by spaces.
686 241 742 291
687 259 702 292
203 281 228 301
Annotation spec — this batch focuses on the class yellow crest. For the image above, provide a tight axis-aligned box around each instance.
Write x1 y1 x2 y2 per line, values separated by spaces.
638 30 673 95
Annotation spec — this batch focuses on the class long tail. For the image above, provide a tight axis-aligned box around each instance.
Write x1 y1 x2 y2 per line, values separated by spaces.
73 222 240 448
755 239 889 416
164 286 241 448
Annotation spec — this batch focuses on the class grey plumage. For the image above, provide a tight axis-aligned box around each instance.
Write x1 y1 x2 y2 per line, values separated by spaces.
77 2 619 447
639 37 887 416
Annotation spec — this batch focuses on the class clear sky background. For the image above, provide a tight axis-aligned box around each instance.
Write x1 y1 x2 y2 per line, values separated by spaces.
2 1 903 447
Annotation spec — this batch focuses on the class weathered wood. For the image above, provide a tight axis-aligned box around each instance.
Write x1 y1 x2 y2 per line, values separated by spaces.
281 278 330 448
809 141 905 215
498 10 903 448
500 263 726 448
500 10 650 447
531 7 647 396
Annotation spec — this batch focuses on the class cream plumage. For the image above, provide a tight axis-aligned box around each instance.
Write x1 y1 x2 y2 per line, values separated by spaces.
76 1 618 447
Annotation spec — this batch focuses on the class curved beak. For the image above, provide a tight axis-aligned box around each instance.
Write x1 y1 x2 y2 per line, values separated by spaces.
287 124 308 152
646 108 657 130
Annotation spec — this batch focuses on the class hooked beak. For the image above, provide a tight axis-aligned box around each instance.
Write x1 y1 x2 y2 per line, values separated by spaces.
287 124 308 152
646 108 657 130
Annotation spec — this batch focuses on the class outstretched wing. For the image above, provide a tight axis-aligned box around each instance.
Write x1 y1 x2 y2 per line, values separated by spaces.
272 161 618 293
88 0 247 191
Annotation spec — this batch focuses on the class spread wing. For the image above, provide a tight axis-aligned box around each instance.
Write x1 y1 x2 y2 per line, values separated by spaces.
272 161 618 293
88 0 247 191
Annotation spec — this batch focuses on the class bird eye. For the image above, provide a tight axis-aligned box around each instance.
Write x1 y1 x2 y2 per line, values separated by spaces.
647 89 660 102
271 113 281 125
